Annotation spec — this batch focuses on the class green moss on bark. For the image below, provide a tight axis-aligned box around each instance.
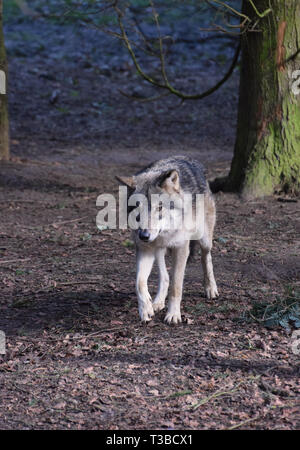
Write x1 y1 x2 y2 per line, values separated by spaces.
226 0 300 198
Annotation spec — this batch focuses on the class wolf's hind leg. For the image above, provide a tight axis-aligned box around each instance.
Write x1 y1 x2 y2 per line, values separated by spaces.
199 236 218 299
136 248 155 322
153 248 169 313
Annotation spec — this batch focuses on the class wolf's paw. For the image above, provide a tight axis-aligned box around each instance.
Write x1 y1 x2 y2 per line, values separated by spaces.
152 297 165 313
164 310 182 325
205 284 219 299
139 301 154 322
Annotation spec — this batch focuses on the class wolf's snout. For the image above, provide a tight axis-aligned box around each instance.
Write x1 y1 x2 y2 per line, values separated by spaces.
138 229 150 242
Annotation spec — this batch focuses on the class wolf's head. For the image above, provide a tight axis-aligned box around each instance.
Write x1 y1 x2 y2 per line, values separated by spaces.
117 169 187 243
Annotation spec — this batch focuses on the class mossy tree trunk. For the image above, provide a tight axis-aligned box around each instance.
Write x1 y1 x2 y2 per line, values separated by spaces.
0 0 9 161
227 0 300 198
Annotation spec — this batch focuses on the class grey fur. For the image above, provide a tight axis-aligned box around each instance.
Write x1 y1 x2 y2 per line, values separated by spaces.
135 155 208 197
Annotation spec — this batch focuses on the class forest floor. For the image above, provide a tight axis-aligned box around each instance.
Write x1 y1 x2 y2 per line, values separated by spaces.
0 5 299 430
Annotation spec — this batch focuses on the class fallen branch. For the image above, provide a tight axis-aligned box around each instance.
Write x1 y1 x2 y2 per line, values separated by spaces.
228 416 259 430
0 258 30 265
191 382 243 410
191 376 260 410
51 216 89 228
57 280 101 286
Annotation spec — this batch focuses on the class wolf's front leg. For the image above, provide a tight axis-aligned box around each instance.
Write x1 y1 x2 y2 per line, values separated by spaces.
152 248 169 313
165 242 190 324
136 248 155 322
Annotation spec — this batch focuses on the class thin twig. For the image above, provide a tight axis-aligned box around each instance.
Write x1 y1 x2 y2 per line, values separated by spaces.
115 4 165 89
191 382 243 410
248 0 272 18
51 216 89 227
149 0 169 86
58 280 101 286
191 376 260 410
0 258 30 265
228 416 259 430
206 0 251 21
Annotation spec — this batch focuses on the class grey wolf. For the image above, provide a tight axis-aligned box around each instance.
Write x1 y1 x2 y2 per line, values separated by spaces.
116 155 218 324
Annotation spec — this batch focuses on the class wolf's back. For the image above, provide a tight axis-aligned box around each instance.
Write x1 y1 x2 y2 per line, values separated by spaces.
136 155 208 194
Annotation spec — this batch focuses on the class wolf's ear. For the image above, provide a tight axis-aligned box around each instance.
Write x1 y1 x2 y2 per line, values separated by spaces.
115 176 136 189
159 170 180 193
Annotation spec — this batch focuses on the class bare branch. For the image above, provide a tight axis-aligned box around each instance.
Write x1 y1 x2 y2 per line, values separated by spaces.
206 0 251 22
248 0 272 18
148 0 169 86
114 3 166 89
112 0 242 101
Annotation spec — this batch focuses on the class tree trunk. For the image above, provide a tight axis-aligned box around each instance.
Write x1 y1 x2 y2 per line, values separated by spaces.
0 0 9 161
226 0 300 198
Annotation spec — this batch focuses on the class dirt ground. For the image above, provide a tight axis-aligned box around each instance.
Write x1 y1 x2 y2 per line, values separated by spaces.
0 10 299 430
